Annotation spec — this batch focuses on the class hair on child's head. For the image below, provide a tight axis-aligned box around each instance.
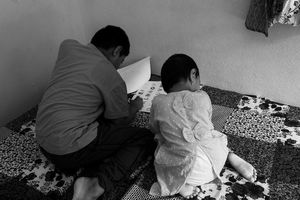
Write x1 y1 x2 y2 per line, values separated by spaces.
161 54 199 93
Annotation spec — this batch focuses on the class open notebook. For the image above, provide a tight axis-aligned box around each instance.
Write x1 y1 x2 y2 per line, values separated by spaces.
117 57 166 113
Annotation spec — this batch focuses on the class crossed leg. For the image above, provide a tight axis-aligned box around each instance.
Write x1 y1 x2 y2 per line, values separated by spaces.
71 125 155 200
41 124 156 200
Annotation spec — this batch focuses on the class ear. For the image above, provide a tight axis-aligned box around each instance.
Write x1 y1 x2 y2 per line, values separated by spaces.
112 46 123 57
190 68 198 83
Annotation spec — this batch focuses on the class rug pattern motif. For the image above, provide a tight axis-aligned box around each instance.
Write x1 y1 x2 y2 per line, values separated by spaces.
1 93 300 199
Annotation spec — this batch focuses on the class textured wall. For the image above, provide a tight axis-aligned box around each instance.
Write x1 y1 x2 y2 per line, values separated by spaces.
1 0 300 126
82 0 300 107
0 0 86 126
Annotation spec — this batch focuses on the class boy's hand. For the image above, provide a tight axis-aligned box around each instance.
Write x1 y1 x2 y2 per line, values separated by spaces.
130 96 143 111
110 96 143 126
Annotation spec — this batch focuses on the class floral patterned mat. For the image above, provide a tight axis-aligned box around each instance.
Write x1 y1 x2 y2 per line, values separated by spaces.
122 95 300 200
1 92 299 200
0 121 75 196
122 165 270 200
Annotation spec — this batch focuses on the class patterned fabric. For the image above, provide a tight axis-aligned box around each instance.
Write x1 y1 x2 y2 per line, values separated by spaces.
223 109 285 143
121 95 300 200
0 121 75 195
245 0 289 36
238 95 289 114
273 0 300 25
211 105 235 132
238 95 300 147
245 0 272 37
0 129 39 178
0 118 153 199
122 166 269 200
1 87 300 199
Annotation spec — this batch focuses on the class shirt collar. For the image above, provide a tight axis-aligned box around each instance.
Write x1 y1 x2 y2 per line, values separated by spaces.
87 43 104 57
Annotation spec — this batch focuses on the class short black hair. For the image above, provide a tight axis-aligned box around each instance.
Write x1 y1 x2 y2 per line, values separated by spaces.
91 25 130 56
161 54 199 93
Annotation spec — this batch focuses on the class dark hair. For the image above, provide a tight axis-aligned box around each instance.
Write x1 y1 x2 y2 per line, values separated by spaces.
161 54 199 93
91 25 130 56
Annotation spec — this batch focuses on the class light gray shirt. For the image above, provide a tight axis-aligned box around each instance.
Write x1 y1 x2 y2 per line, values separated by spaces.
36 39 129 155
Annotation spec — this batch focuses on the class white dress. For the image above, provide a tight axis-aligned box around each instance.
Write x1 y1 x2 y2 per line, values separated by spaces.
149 90 228 196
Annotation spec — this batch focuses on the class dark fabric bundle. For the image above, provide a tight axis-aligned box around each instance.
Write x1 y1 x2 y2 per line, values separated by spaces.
245 0 284 37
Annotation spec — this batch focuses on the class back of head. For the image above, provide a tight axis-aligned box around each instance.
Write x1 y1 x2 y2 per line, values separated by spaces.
91 25 130 56
161 54 199 93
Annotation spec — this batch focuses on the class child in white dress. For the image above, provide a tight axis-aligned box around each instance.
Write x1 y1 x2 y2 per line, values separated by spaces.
149 54 257 199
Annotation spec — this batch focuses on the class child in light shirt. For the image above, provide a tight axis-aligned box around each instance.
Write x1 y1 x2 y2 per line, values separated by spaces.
149 54 257 199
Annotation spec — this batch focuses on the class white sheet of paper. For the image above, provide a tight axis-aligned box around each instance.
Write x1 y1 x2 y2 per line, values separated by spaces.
117 57 151 94
132 81 166 113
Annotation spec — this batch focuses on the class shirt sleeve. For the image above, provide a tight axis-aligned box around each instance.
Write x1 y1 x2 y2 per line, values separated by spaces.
193 90 213 120
90 58 129 120
57 39 78 61
102 81 129 119
203 91 213 120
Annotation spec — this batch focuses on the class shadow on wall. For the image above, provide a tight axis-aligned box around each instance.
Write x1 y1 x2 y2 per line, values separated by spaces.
221 0 250 20
0 2 71 126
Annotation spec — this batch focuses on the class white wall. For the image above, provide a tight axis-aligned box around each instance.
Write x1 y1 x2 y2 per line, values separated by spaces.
0 0 86 126
1 0 300 126
81 0 300 107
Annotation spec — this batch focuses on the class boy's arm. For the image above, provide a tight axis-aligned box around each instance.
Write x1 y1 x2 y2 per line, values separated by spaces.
109 96 143 126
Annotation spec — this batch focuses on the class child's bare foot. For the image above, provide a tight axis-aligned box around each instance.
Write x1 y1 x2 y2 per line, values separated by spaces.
228 153 257 182
72 177 104 200
179 184 200 199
